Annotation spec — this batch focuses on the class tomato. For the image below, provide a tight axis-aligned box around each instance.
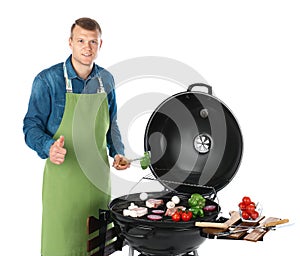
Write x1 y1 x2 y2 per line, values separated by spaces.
246 204 256 214
238 202 246 211
172 211 181 222
250 210 259 220
181 210 193 222
239 196 260 220
241 210 250 220
242 196 252 205
178 209 183 215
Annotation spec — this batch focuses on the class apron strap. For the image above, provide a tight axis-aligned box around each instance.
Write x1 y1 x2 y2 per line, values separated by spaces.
63 62 73 93
63 62 106 94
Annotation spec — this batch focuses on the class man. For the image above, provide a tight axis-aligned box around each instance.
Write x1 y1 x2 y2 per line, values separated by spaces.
23 17 130 255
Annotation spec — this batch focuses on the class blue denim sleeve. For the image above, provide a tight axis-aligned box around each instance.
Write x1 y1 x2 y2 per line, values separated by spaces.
105 75 125 157
23 74 56 158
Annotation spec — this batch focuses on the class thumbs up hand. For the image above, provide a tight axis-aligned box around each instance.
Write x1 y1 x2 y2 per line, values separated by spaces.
57 135 64 147
49 135 67 165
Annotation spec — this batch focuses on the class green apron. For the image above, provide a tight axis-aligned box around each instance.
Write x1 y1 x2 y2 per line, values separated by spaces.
41 66 111 256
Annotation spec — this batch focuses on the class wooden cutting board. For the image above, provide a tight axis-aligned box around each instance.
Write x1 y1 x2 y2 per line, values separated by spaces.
243 217 281 242
227 215 265 239
224 216 285 241
202 211 241 235
201 210 288 242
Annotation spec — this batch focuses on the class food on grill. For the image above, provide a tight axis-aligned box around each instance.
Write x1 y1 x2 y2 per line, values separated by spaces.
134 207 148 217
171 211 181 222
166 201 176 209
165 206 186 216
181 210 193 222
203 205 217 212
189 206 204 218
170 208 194 222
128 202 138 210
171 195 180 204
123 209 136 217
123 203 148 217
188 193 206 208
166 195 181 209
188 193 206 218
147 214 163 221
146 198 164 208
152 209 165 215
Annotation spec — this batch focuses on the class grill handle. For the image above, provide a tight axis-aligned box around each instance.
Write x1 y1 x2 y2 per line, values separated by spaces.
187 83 212 95
195 221 228 229
125 225 155 239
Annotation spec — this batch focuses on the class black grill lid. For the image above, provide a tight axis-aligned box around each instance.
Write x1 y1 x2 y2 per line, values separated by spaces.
144 84 243 194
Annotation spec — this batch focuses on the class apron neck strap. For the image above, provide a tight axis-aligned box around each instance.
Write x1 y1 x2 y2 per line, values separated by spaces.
63 62 73 93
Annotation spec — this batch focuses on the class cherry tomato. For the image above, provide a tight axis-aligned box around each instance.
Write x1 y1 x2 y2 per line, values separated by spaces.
181 210 193 222
250 211 259 220
172 211 181 222
241 210 250 220
242 196 252 205
176 209 183 215
246 204 256 214
238 202 246 211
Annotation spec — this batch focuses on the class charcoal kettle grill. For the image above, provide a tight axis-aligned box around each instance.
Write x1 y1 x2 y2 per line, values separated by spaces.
106 83 243 256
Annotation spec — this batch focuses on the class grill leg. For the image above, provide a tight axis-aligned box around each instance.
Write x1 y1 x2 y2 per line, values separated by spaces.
128 245 134 256
193 251 199 256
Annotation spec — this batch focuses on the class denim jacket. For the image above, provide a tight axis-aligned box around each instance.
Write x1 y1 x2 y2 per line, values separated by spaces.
23 55 124 159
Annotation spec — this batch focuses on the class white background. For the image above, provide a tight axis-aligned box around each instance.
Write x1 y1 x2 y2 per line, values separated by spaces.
0 0 299 255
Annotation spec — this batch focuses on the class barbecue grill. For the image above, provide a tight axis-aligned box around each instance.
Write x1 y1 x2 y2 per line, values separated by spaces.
107 83 243 256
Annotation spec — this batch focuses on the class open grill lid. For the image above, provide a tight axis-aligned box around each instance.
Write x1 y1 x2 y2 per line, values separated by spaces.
144 83 243 194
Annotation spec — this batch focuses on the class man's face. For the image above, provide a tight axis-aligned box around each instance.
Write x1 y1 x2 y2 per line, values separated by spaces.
69 25 102 67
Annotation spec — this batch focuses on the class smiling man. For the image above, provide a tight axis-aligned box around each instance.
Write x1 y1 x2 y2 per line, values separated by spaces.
23 17 130 256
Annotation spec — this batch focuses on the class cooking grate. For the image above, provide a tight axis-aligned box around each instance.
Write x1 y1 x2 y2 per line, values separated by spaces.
112 172 222 226
127 172 219 203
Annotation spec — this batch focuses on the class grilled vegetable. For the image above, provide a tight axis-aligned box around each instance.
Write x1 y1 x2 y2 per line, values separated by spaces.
189 206 204 218
140 151 151 169
181 210 193 222
188 193 206 208
171 211 181 222
166 201 176 209
203 205 217 212
188 193 206 218
152 209 165 215
171 195 180 204
147 214 163 221
188 197 199 207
